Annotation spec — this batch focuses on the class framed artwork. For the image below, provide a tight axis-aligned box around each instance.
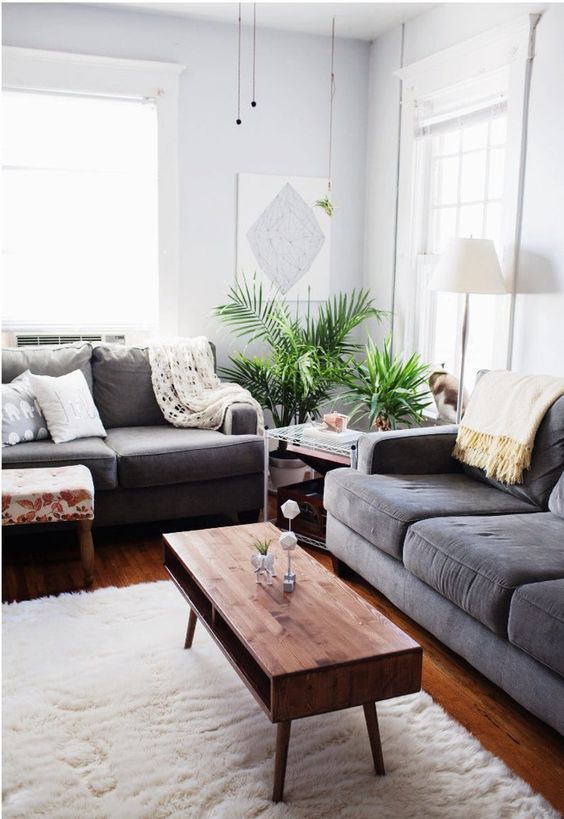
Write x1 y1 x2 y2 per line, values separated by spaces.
236 173 331 300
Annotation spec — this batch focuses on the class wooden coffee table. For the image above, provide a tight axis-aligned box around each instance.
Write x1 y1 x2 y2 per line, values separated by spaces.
163 522 422 802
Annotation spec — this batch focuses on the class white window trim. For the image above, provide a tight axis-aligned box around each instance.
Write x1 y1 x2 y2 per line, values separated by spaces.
392 14 541 369
2 46 185 336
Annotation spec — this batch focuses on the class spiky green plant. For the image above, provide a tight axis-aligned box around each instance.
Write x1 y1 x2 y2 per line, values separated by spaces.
344 337 431 430
314 196 334 217
253 538 272 556
213 275 384 430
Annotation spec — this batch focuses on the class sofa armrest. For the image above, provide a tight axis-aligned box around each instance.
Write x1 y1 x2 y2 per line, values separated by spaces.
221 403 258 436
358 425 461 475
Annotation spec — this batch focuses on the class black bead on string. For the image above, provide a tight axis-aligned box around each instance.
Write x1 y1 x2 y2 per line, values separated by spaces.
251 3 257 108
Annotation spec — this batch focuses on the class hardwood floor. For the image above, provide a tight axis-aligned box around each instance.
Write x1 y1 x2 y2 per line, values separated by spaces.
2 515 564 813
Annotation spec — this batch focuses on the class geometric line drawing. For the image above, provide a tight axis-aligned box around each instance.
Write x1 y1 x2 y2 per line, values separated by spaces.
246 183 325 293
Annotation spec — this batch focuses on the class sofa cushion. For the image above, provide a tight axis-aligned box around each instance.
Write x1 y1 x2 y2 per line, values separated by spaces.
105 426 263 489
462 394 564 509
508 580 564 676
2 343 93 391
1 437 117 490
91 345 166 428
323 470 538 561
548 470 564 519
403 514 564 636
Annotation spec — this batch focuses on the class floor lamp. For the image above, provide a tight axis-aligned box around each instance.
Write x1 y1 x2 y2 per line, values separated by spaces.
428 237 507 424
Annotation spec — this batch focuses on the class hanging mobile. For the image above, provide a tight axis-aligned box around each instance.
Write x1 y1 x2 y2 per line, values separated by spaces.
314 17 336 217
236 3 242 124
251 3 257 107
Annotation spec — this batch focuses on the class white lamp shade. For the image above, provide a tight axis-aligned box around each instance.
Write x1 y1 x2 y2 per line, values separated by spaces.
429 237 507 294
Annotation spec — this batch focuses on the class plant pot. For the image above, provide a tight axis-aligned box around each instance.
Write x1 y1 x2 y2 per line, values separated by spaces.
269 453 308 490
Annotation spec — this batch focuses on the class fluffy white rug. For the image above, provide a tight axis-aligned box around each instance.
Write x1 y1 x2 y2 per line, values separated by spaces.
2 581 558 819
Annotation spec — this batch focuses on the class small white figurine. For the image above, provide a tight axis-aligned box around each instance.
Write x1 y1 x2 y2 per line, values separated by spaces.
280 500 300 592
251 552 276 585
251 537 276 585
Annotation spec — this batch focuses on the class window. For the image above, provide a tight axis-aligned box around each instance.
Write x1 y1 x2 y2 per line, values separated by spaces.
2 47 184 339
2 90 159 334
393 15 539 393
414 96 508 387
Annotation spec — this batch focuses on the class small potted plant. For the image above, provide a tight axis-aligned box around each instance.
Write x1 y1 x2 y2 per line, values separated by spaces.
344 337 431 430
250 538 276 585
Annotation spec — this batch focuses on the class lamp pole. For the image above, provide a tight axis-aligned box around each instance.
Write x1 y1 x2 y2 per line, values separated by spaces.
457 292 469 424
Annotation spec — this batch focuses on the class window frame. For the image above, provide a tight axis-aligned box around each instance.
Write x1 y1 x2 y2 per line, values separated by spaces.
414 102 509 378
392 14 540 372
2 46 185 337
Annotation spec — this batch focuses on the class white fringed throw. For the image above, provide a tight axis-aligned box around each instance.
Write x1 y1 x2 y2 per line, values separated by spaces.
149 337 264 433
453 371 564 485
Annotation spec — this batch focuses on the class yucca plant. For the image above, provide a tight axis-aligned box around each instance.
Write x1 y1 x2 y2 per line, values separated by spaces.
344 337 431 431
213 275 384 431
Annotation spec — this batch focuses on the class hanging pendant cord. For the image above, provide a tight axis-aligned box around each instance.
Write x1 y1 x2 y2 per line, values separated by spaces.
251 3 257 107
236 3 242 124
328 17 336 193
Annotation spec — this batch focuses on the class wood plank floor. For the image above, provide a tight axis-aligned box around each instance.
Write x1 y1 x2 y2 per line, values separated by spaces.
3 515 564 813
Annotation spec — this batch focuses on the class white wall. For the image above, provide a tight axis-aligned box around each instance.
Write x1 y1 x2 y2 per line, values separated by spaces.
364 3 564 377
2 3 370 364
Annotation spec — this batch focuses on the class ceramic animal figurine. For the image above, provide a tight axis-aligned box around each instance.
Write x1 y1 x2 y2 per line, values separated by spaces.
251 552 276 585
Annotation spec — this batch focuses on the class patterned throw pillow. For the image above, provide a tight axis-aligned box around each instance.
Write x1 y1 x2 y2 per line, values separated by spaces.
2 374 50 447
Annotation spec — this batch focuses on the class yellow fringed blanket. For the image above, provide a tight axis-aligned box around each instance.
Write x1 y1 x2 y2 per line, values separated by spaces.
453 371 564 485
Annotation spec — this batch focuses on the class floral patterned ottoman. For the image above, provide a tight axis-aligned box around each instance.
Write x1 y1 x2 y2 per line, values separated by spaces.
2 465 95 585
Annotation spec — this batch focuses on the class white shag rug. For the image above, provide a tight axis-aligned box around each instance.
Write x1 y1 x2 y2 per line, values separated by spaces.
2 581 558 819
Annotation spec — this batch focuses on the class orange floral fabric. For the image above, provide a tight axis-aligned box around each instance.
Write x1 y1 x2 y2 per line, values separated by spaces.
2 466 94 526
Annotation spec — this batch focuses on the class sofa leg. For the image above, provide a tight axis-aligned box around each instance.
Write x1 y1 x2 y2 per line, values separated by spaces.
238 508 261 524
331 555 353 579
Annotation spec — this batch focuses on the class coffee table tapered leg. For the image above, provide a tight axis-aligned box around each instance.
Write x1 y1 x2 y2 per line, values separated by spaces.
184 609 197 649
272 721 292 802
363 702 385 775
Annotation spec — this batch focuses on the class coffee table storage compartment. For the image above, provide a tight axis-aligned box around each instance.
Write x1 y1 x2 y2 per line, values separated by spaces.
276 478 327 545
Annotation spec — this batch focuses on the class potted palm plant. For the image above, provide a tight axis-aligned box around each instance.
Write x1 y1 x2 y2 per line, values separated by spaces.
213 276 383 485
344 337 431 430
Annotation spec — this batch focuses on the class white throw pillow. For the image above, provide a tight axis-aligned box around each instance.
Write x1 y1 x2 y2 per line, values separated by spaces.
29 370 106 444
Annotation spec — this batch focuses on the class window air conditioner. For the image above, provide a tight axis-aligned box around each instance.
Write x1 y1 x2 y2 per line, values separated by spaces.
14 333 127 347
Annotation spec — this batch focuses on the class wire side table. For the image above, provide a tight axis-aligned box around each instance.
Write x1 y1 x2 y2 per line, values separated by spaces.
263 423 365 529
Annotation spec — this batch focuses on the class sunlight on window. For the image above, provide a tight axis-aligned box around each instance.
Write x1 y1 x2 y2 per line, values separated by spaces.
424 110 507 385
2 91 159 331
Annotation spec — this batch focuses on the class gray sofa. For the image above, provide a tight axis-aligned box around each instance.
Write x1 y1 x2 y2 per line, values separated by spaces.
324 398 564 735
2 343 264 526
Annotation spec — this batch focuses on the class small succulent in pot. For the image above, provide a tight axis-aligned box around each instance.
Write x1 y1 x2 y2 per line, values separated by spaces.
252 537 272 556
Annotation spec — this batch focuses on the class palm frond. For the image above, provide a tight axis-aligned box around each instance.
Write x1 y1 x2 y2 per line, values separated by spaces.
212 273 288 347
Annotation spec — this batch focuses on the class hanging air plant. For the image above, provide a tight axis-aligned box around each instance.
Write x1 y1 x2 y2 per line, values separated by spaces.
314 196 335 217
317 17 337 217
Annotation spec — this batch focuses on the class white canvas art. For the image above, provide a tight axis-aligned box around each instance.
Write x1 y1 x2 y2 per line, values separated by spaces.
237 174 331 300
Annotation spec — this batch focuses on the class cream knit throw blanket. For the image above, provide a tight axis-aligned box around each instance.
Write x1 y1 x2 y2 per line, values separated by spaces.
149 337 264 433
453 371 564 484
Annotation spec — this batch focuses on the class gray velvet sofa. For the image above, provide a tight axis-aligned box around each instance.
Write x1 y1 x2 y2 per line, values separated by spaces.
2 342 264 526
324 398 564 735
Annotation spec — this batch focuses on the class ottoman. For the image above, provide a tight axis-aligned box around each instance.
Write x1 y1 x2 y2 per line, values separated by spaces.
2 465 95 585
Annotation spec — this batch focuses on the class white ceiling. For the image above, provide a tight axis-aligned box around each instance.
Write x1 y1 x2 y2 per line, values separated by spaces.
108 3 437 41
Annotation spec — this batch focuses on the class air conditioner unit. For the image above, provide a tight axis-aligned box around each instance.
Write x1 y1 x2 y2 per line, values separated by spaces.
14 333 127 348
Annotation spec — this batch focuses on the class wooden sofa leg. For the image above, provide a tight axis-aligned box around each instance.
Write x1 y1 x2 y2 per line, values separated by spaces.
78 519 95 587
238 509 261 524
331 555 353 579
